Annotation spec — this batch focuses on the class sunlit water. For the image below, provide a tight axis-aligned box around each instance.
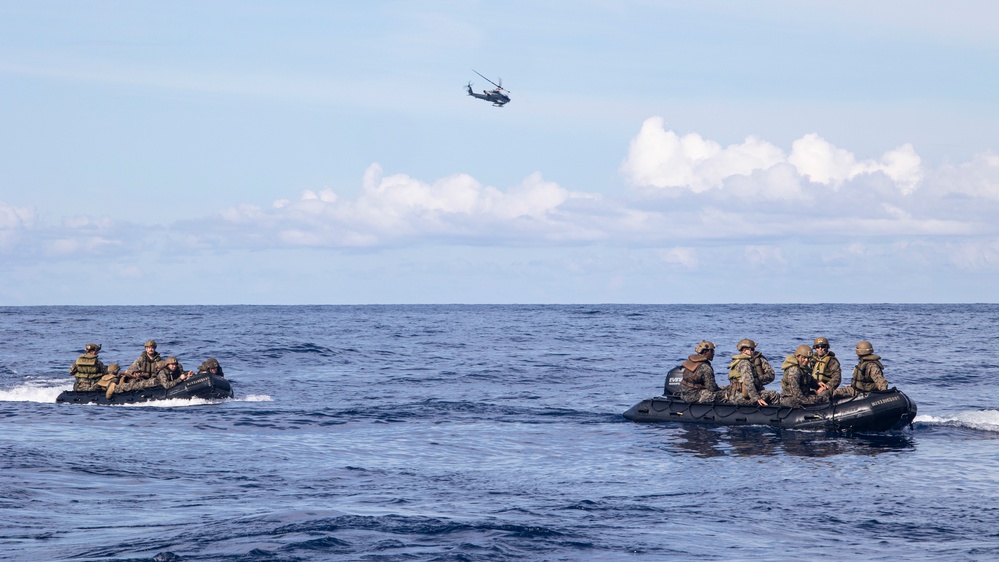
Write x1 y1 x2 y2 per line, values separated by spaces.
2 304 998 561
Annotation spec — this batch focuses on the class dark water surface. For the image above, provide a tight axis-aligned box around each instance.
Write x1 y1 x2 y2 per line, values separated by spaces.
2 304 998 561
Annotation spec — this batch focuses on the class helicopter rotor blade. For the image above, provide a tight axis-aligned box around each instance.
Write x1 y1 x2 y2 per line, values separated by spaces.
472 69 508 92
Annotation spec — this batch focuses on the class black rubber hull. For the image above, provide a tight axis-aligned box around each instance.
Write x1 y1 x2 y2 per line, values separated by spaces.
623 388 917 432
56 373 233 405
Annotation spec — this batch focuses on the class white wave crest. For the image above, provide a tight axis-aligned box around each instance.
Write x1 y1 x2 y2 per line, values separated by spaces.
238 394 273 402
0 382 71 403
916 410 999 432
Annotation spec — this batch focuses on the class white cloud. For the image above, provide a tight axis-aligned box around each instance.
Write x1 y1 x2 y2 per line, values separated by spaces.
622 117 924 198
620 117 786 194
932 151 999 200
659 247 699 270
0 201 36 250
225 164 604 247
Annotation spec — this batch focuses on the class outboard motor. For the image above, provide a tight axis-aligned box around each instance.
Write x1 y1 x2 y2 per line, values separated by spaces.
663 365 684 396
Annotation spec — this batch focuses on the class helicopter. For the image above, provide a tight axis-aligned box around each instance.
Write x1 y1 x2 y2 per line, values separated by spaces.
466 69 510 107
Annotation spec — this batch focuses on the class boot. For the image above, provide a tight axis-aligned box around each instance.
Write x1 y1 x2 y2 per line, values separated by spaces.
105 381 117 400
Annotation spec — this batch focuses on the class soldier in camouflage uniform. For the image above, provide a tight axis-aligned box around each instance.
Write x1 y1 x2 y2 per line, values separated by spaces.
115 356 193 393
780 345 828 407
197 358 224 377
723 339 779 406
69 343 107 391
809 337 842 400
679 341 722 403
833 340 890 399
122 339 162 384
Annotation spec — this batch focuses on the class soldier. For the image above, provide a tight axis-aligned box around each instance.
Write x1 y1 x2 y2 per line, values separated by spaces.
833 340 890 399
724 339 778 406
197 358 225 377
99 363 121 400
122 340 162 384
114 356 192 393
679 341 721 403
156 357 194 388
810 337 842 399
780 345 827 407
69 343 107 391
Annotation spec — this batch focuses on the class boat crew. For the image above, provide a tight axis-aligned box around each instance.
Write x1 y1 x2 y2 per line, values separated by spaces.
780 345 827 407
69 343 107 391
679 341 722 403
834 340 890 399
809 337 842 399
724 339 778 406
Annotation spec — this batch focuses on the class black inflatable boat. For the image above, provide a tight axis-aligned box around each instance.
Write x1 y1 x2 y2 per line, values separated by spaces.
56 373 233 405
623 366 917 432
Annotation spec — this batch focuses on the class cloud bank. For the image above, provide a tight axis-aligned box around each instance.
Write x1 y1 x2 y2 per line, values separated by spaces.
3 117 999 304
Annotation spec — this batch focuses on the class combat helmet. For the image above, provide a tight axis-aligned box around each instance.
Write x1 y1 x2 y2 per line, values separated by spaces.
694 341 716 354
85 343 101 353
813 337 829 348
736 338 757 352
144 340 157 349
856 340 874 355
794 344 812 358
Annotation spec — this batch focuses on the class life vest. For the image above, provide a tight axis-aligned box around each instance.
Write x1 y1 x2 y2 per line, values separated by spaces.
780 355 813 395
681 355 710 389
812 352 838 385
852 354 885 392
73 354 103 379
130 351 162 376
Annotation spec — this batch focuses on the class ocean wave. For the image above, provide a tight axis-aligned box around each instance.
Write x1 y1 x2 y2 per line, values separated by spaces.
0 382 69 403
915 411 999 432
237 394 273 402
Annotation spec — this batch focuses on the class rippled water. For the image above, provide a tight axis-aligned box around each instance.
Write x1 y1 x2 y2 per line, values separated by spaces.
2 304 998 561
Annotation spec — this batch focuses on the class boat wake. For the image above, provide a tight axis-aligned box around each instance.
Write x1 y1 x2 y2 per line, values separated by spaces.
915 410 999 433
0 380 69 403
0 381 267 406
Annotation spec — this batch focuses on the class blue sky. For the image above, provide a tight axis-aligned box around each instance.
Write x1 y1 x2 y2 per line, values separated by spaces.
2 1 998 304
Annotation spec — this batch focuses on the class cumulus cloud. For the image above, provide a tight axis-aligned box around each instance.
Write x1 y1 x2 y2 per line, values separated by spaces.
659 247 699 270
621 117 924 198
0 201 36 250
218 164 604 247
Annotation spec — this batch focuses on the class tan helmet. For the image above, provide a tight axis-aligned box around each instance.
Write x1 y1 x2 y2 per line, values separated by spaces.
85 343 101 353
107 363 120 374
144 340 157 349
165 356 179 365
856 340 874 355
813 337 829 348
737 338 757 352
694 341 716 354
794 344 813 358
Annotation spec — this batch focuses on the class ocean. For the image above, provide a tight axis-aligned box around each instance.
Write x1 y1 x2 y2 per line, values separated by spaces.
1 304 998 561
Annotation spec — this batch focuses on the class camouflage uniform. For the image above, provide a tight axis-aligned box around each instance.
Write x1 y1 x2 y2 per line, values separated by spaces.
116 359 188 392
834 354 889 399
680 354 722 403
809 351 842 399
125 349 162 378
779 355 827 407
724 351 779 405
69 346 107 391
197 358 224 377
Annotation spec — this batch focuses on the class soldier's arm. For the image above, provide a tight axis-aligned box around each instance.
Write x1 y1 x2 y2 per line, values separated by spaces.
760 360 776 385
828 358 843 389
701 364 720 392
870 365 889 391
69 362 77 376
